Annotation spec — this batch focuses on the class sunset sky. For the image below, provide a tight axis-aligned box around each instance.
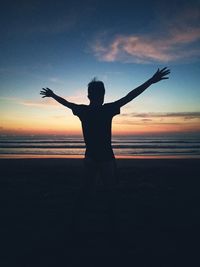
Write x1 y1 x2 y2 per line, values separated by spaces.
1 0 200 135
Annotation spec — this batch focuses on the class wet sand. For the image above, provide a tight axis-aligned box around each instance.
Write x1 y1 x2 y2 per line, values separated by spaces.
1 158 199 266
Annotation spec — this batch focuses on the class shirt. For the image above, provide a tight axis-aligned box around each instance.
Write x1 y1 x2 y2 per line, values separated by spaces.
72 103 120 162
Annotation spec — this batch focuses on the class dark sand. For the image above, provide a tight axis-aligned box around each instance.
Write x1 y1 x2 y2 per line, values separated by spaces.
1 158 199 266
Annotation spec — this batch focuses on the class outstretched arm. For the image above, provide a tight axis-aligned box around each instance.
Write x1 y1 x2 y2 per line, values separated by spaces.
114 67 170 107
40 88 76 109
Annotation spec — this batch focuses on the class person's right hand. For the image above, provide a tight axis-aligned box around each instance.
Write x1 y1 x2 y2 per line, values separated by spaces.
40 87 54 98
150 67 170 84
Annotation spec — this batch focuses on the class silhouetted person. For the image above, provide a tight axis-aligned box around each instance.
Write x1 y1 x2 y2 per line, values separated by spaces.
40 67 170 231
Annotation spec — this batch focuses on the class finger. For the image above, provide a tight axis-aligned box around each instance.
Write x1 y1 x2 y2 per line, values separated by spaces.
162 70 170 75
160 67 167 72
42 88 48 91
162 72 170 77
161 73 170 77
161 68 170 75
163 69 170 72
163 68 170 72
161 77 169 80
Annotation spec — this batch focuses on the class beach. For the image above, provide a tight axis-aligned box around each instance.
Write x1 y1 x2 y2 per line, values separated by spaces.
1 158 199 266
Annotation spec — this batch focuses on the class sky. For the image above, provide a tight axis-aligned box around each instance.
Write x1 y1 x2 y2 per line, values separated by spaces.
0 0 200 136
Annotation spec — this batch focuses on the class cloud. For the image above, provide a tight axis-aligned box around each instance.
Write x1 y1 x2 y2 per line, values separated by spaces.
0 96 59 108
48 77 65 84
92 31 200 63
0 90 88 109
67 90 88 104
141 119 152 122
92 7 200 63
20 99 58 108
113 111 200 129
121 112 200 120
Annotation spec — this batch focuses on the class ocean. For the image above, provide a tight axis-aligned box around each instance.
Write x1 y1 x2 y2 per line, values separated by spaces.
0 133 200 158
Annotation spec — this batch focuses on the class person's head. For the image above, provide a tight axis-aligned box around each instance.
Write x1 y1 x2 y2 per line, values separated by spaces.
87 78 105 106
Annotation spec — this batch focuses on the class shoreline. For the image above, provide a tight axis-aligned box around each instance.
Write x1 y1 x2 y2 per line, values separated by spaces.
0 154 200 159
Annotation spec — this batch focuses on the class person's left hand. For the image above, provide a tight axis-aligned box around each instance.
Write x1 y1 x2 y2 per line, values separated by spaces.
40 87 54 98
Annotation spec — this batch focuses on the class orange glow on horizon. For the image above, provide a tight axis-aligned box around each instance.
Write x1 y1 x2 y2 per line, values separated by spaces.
1 124 200 136
1 111 200 136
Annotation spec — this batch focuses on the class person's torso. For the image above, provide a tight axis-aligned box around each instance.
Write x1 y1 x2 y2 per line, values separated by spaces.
80 105 115 161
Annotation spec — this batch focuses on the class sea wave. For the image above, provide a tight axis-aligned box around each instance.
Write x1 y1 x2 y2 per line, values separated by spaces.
0 134 200 158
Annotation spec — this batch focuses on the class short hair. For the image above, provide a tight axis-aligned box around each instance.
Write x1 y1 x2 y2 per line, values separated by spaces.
88 77 105 97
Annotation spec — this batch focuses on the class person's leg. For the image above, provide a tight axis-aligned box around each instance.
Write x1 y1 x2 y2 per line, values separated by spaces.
71 158 98 230
80 158 98 197
100 160 119 232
